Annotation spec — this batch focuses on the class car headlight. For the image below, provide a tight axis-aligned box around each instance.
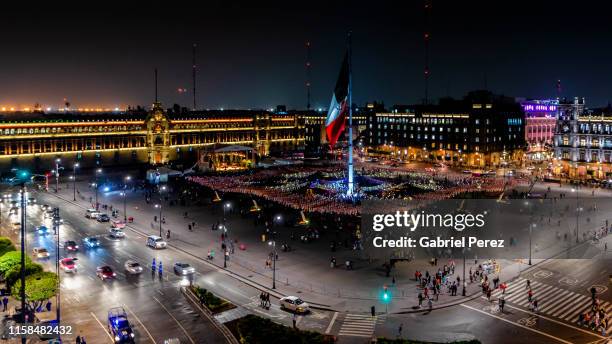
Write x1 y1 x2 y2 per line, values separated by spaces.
112 273 117 276
130 333 135 338
114 335 120 341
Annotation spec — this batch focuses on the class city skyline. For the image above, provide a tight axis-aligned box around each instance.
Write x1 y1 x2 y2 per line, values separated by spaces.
3 1 612 110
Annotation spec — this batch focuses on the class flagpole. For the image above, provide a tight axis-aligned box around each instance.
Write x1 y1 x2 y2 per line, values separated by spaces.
347 31 354 197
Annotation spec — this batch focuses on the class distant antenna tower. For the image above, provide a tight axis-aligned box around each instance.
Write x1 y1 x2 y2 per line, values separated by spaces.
192 43 197 110
306 41 312 110
154 68 158 103
423 0 432 104
423 0 431 105
556 79 562 98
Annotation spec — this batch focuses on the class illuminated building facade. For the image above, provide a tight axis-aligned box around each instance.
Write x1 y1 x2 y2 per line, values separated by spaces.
554 97 612 179
522 99 558 160
367 91 525 167
0 102 304 172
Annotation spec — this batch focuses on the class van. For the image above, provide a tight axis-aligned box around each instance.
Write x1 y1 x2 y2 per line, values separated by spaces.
147 235 167 249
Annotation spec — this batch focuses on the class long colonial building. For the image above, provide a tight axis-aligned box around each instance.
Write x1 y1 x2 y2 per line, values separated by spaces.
0 102 304 171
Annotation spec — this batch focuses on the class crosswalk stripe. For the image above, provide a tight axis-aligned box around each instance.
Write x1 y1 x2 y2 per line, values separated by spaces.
539 289 574 313
559 299 590 320
531 284 562 304
549 292 584 316
551 294 588 317
563 302 592 321
492 277 524 296
338 314 384 337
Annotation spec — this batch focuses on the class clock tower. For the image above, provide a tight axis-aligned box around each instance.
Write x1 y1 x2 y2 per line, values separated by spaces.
145 102 171 165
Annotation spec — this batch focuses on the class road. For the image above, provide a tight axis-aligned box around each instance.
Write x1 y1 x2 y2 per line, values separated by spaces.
2 181 610 344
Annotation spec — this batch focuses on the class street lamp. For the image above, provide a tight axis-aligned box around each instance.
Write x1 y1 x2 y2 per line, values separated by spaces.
268 240 276 289
571 188 579 243
529 223 536 265
94 168 102 210
54 158 61 193
155 204 163 237
72 163 79 201
123 176 131 222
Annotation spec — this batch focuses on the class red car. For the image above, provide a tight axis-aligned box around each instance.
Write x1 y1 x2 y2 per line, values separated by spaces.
60 258 77 273
96 266 116 280
64 240 79 251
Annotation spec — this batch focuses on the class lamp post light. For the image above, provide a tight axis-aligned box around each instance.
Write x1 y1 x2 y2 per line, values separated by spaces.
571 188 580 243
529 223 536 265
223 202 231 222
55 158 61 193
94 168 102 210
123 176 131 222
72 163 79 201
268 240 276 289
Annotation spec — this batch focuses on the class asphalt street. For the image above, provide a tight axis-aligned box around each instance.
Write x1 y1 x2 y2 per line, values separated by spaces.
1 181 610 344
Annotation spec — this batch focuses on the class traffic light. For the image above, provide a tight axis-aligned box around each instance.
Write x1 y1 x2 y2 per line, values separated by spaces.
381 285 391 303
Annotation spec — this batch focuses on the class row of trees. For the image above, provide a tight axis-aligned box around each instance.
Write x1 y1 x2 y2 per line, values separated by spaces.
0 237 58 312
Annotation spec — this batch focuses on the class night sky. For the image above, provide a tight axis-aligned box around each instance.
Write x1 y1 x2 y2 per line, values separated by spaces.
2 1 612 110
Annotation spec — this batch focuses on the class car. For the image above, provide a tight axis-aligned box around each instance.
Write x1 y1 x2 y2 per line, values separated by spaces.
173 263 195 275
96 266 116 280
97 213 111 222
44 210 55 219
27 197 36 205
59 258 78 273
279 296 310 314
108 307 135 343
85 208 100 219
109 228 125 239
32 247 50 259
36 225 50 235
41 204 50 211
124 260 143 274
83 237 100 248
146 235 167 249
64 240 79 251
9 207 19 215
111 220 126 229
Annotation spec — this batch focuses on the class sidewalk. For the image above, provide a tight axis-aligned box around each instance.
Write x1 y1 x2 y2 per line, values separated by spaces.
47 181 562 314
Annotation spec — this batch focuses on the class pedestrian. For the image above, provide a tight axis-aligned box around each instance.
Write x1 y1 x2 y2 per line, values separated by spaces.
152 258 156 272
486 289 492 302
533 298 539 313
2 296 8 312
292 313 297 329
499 298 505 312
427 297 433 311
81 337 87 344
266 293 270 309
188 224 192 231
392 276 396 285
158 261 163 276
398 323 403 338
417 293 423 308
526 279 531 290
76 335 82 344
259 292 264 307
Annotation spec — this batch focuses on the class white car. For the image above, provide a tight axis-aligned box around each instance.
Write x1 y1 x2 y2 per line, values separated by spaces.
124 260 143 274
33 247 50 259
173 263 195 275
109 228 125 239
85 208 100 219
279 296 310 314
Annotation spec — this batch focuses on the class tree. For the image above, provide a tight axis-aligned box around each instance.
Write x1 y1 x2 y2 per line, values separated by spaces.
4 262 43 287
12 272 58 311
0 251 31 277
0 237 15 257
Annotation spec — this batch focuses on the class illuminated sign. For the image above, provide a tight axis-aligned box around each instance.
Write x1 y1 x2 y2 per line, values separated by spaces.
522 103 557 113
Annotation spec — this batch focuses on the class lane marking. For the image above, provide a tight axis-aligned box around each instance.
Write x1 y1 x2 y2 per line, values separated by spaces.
461 304 572 344
123 303 156 344
153 296 196 344
90 312 114 343
325 311 338 334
